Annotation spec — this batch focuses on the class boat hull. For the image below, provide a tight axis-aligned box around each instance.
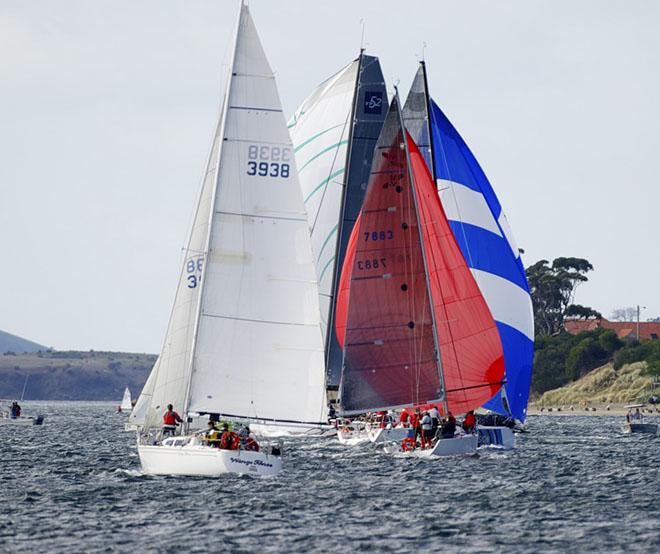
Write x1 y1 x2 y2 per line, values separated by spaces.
622 422 658 435
478 426 516 449
250 422 334 438
138 443 282 476
425 434 478 456
369 427 413 443
0 415 44 426
336 427 370 445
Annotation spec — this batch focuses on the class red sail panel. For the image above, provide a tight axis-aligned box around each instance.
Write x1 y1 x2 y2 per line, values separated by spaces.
334 212 359 351
407 132 505 414
337 114 443 414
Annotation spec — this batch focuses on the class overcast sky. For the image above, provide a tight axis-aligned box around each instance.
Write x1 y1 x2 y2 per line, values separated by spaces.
1 0 658 352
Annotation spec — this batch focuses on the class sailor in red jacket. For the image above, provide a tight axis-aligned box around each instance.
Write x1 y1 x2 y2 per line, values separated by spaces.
162 404 183 436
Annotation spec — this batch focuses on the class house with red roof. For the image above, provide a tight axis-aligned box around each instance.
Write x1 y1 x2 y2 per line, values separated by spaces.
564 318 660 341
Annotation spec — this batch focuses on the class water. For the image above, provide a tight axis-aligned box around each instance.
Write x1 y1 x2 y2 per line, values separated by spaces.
1 402 658 553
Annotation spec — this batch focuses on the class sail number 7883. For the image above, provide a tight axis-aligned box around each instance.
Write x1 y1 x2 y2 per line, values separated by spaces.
246 145 291 178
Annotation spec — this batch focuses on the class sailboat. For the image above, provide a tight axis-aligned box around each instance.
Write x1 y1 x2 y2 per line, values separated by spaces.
288 50 388 402
402 62 534 449
334 90 506 457
0 376 44 426
118 387 132 413
134 1 327 476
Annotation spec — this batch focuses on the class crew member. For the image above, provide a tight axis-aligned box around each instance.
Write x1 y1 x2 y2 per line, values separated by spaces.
420 411 433 449
219 423 239 450
410 409 421 444
204 420 221 447
429 405 440 436
463 410 476 433
440 413 457 438
162 404 183 436
10 401 21 418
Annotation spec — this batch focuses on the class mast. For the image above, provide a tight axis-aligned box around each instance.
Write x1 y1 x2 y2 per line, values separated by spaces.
324 49 364 388
181 0 243 429
394 87 449 416
419 61 438 182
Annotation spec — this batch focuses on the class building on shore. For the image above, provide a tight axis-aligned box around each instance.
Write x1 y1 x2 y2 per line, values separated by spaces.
565 318 660 341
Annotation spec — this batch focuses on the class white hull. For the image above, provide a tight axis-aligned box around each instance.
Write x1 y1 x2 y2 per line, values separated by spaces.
250 422 334 438
369 427 412 443
0 415 44 426
138 439 282 476
622 422 658 435
384 434 478 457
337 426 371 445
478 426 516 449
424 434 478 456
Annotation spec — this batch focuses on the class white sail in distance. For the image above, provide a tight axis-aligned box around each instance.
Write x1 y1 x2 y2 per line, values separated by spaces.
135 1 327 431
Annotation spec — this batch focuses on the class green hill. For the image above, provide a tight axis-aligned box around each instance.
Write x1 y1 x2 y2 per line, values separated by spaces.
0 350 155 401
0 330 48 354
535 361 657 406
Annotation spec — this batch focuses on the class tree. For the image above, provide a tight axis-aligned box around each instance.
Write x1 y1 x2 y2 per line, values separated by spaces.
564 304 602 320
526 257 595 336
610 307 637 322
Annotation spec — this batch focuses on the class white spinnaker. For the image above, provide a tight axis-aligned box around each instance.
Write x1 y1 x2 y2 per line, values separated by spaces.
288 61 358 339
187 5 326 424
120 387 132 411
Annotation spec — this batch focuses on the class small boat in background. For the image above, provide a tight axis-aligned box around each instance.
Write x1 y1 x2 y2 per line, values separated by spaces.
117 387 132 414
622 404 658 435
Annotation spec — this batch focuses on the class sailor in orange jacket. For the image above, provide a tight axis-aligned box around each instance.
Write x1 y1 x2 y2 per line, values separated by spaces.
162 404 183 436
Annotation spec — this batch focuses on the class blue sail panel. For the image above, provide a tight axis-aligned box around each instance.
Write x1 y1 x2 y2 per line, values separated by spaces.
429 100 534 422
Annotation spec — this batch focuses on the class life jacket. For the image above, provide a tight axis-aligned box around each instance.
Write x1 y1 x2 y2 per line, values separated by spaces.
220 431 239 450
244 437 259 452
163 410 178 426
464 414 476 428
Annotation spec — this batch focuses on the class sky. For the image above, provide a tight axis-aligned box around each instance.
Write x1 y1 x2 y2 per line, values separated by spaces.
1 0 659 352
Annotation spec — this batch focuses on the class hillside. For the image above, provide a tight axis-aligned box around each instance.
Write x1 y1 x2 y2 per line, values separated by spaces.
0 330 48 354
0 350 155 401
534 361 656 407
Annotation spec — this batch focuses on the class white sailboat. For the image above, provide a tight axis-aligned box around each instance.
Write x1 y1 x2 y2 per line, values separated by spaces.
118 387 132 413
134 1 327 477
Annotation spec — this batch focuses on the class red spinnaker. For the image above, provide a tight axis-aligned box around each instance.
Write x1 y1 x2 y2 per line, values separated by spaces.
407 132 504 413
335 98 503 415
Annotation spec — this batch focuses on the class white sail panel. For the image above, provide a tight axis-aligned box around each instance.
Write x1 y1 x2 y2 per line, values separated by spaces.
289 61 358 335
187 5 326 424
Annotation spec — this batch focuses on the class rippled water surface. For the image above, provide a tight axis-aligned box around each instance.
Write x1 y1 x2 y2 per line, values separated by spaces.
1 402 658 552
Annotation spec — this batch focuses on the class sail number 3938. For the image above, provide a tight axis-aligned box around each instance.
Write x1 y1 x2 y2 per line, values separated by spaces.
246 145 291 178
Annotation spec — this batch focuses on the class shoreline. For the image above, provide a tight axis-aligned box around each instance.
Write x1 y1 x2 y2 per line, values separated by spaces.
528 404 660 417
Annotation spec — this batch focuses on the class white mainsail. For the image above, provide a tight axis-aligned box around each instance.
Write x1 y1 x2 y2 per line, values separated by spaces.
288 62 358 340
135 1 327 432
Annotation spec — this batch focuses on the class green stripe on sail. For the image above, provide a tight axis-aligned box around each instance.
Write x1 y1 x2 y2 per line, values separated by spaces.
318 256 336 284
317 223 339 263
299 141 349 172
294 123 345 153
304 168 345 204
